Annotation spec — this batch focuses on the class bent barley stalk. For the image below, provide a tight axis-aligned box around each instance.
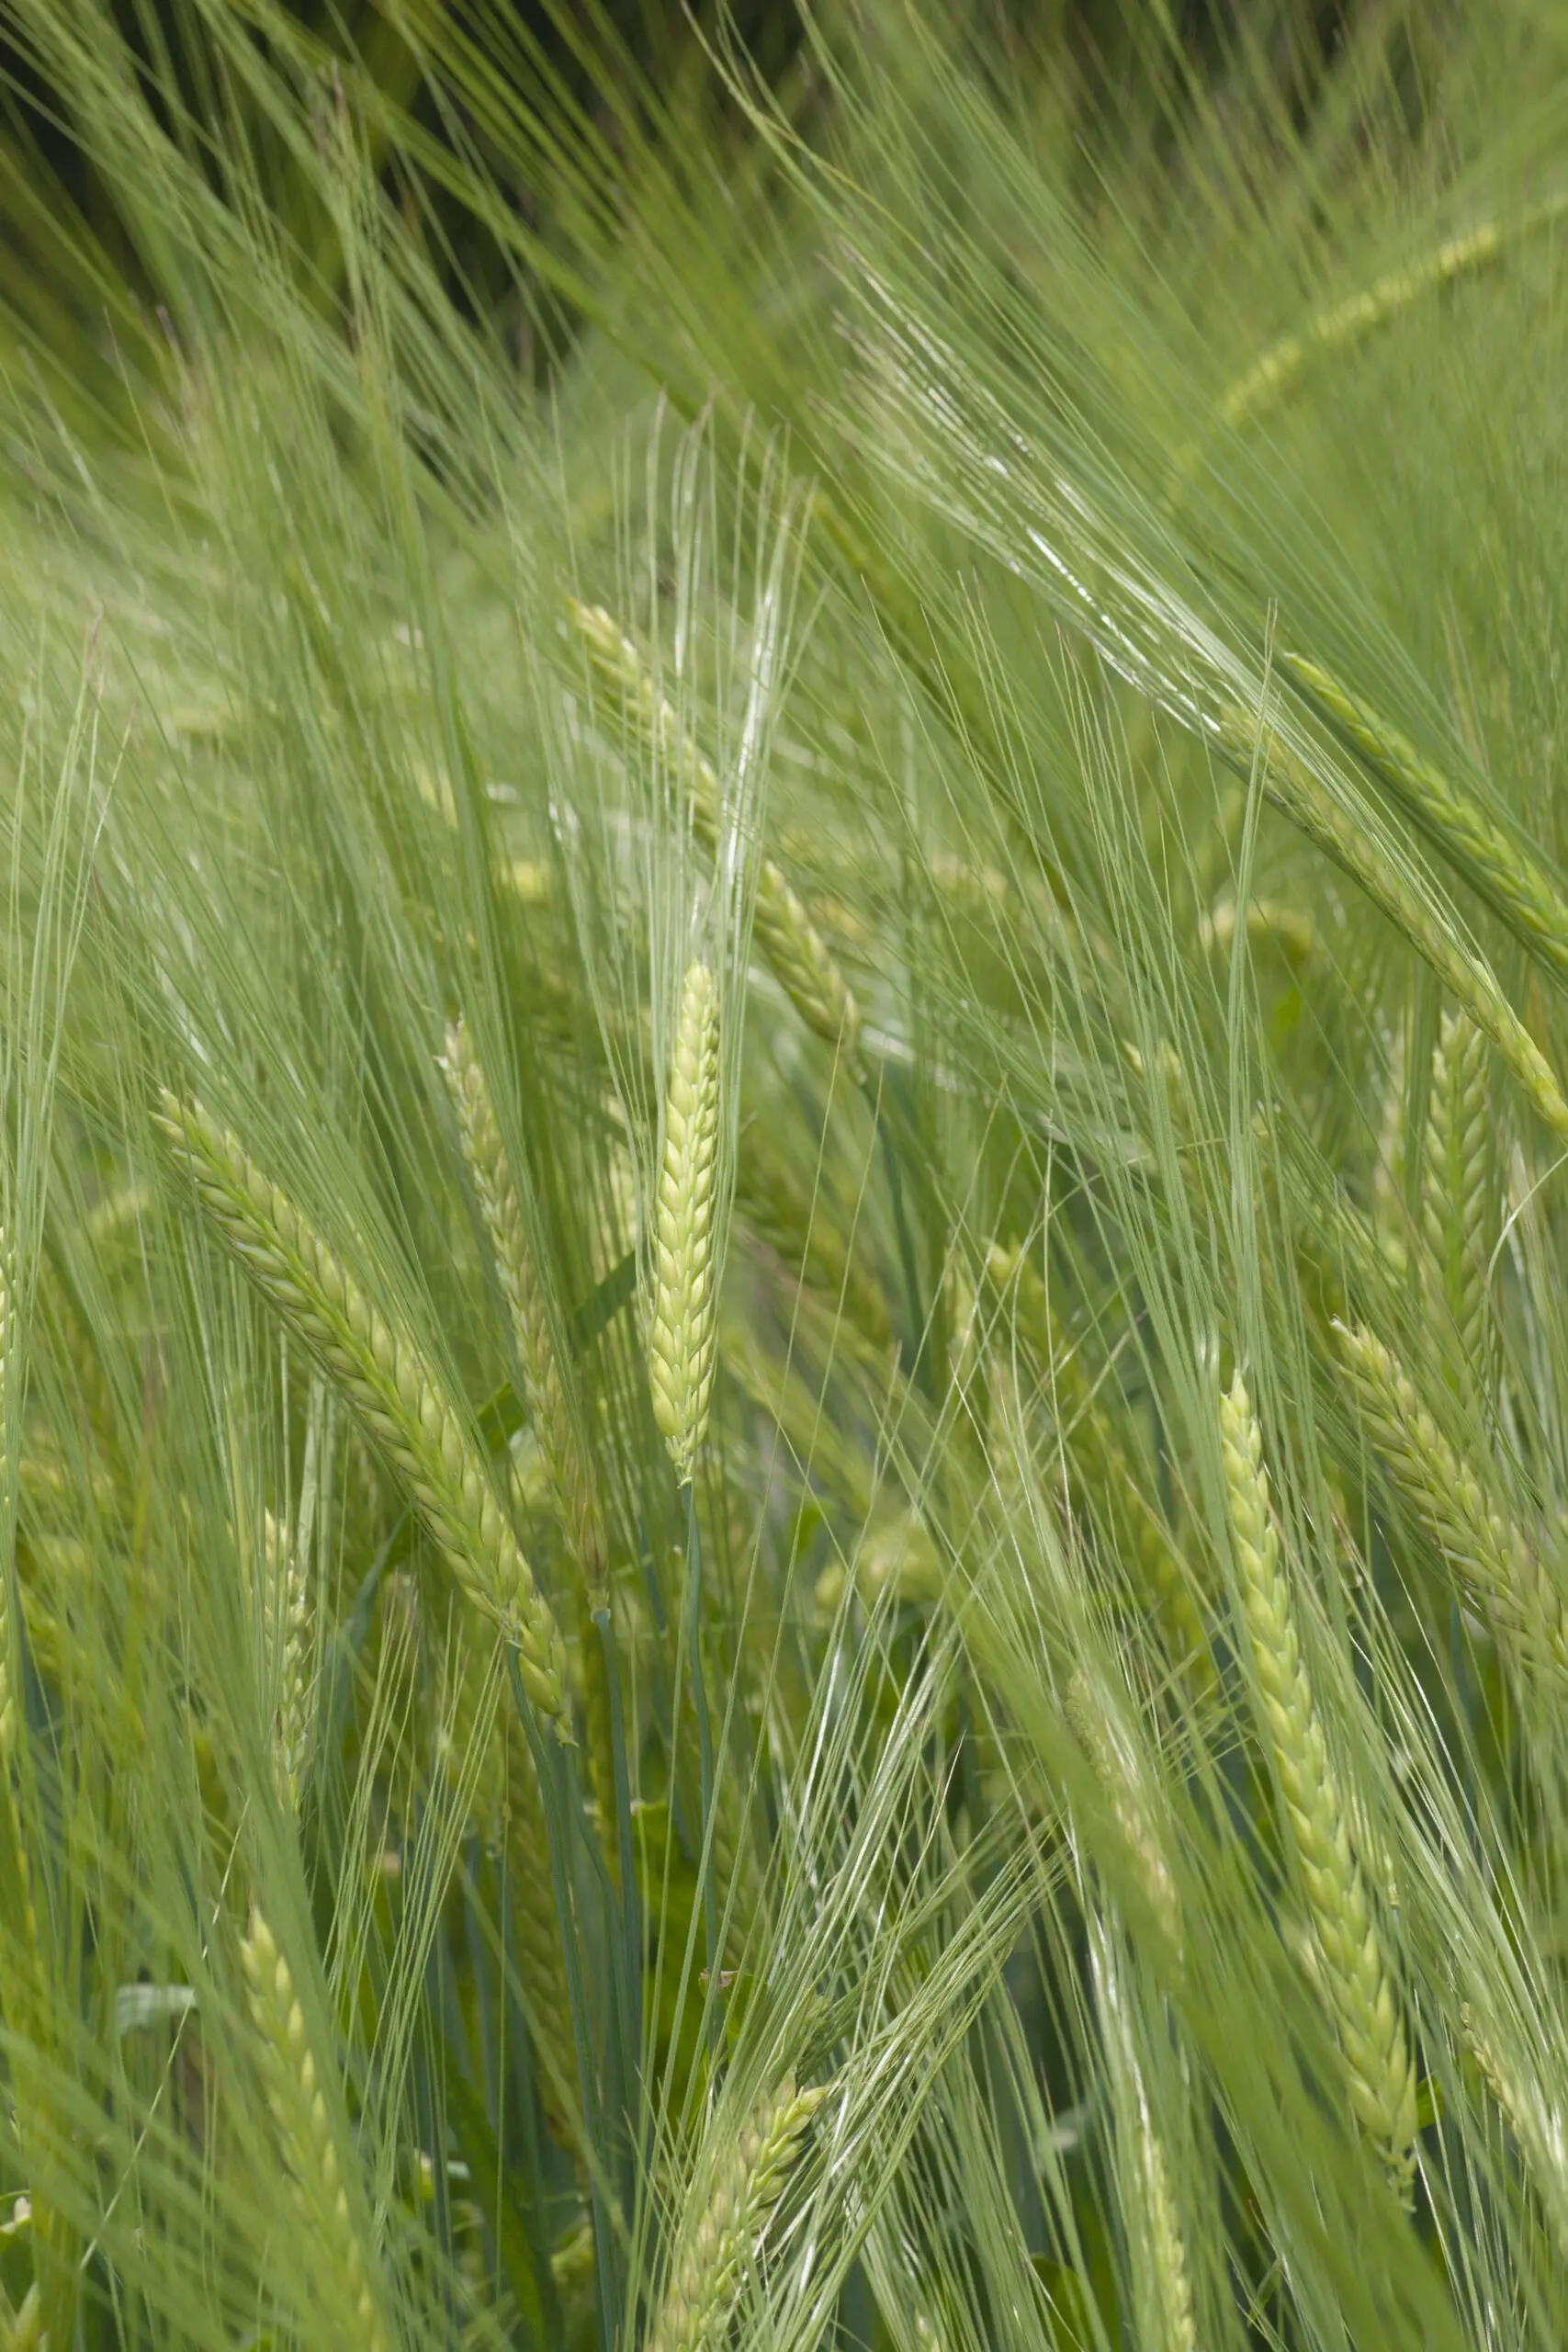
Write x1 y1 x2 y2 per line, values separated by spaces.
1281 653 1568 989
1335 1321 1567 1684
650 964 722 1487
239 1908 390 2351
646 2074 829 2352
1216 711 1568 1138
155 1092 570 1724
569 600 862 1065
1220 1374 1418 2203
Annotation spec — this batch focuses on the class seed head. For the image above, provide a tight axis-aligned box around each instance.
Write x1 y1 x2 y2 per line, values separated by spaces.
649 965 722 1485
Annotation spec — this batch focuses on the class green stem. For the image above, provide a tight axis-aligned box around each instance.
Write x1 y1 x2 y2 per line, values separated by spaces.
509 1651 620 2348
683 1483 722 2048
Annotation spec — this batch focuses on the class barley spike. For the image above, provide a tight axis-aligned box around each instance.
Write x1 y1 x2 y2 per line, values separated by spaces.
650 964 722 1485
646 2073 828 2352
1142 2108 1197 2352
570 600 862 1063
1337 1320 1567 1684
265 1510 312 1814
1282 652 1568 989
1421 1012 1494 1385
239 1907 390 2351
1218 710 1568 1137
156 1091 569 1724
1221 1373 1417 2202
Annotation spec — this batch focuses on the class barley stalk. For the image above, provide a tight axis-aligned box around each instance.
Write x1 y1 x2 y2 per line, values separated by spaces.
646 2073 828 2352
650 964 722 1486
1336 1320 1567 1683
569 600 862 1063
238 1907 390 2351
1218 710 1568 1137
434 1622 575 2140
1282 652 1568 989
0 1236 74 2352
1420 1012 1494 1385
498 1684 582 2152
1220 1374 1417 2202
156 1092 569 1724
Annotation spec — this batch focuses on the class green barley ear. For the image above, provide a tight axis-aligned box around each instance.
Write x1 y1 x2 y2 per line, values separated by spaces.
1335 1321 1567 1684
441 1015 606 1592
1420 1012 1495 1388
650 963 722 1487
569 599 862 1065
155 1091 570 1725
264 1510 311 1815
1218 221 1505 437
1281 652 1568 990
238 1907 390 2350
647 2073 829 2352
1141 2112 1198 2352
1216 709 1568 1138
1220 1374 1418 2204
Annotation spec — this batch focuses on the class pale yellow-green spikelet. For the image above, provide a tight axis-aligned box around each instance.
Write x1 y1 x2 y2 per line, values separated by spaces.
239 1908 390 2352
650 964 722 1486
1282 652 1568 991
155 1092 570 1726
646 2073 829 2352
1420 1012 1494 1388
264 1511 312 1814
441 1017 606 1593
1214 709 1568 1139
569 600 861 1063
1336 1320 1565 1683
1220 1374 1418 2203
1219 220 1504 435
1141 2106 1197 2352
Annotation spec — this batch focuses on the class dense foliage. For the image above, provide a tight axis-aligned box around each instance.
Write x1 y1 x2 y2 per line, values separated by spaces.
1 3 1566 2346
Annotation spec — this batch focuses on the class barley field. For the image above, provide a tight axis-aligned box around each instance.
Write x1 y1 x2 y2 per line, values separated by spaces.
1 3 1567 2345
